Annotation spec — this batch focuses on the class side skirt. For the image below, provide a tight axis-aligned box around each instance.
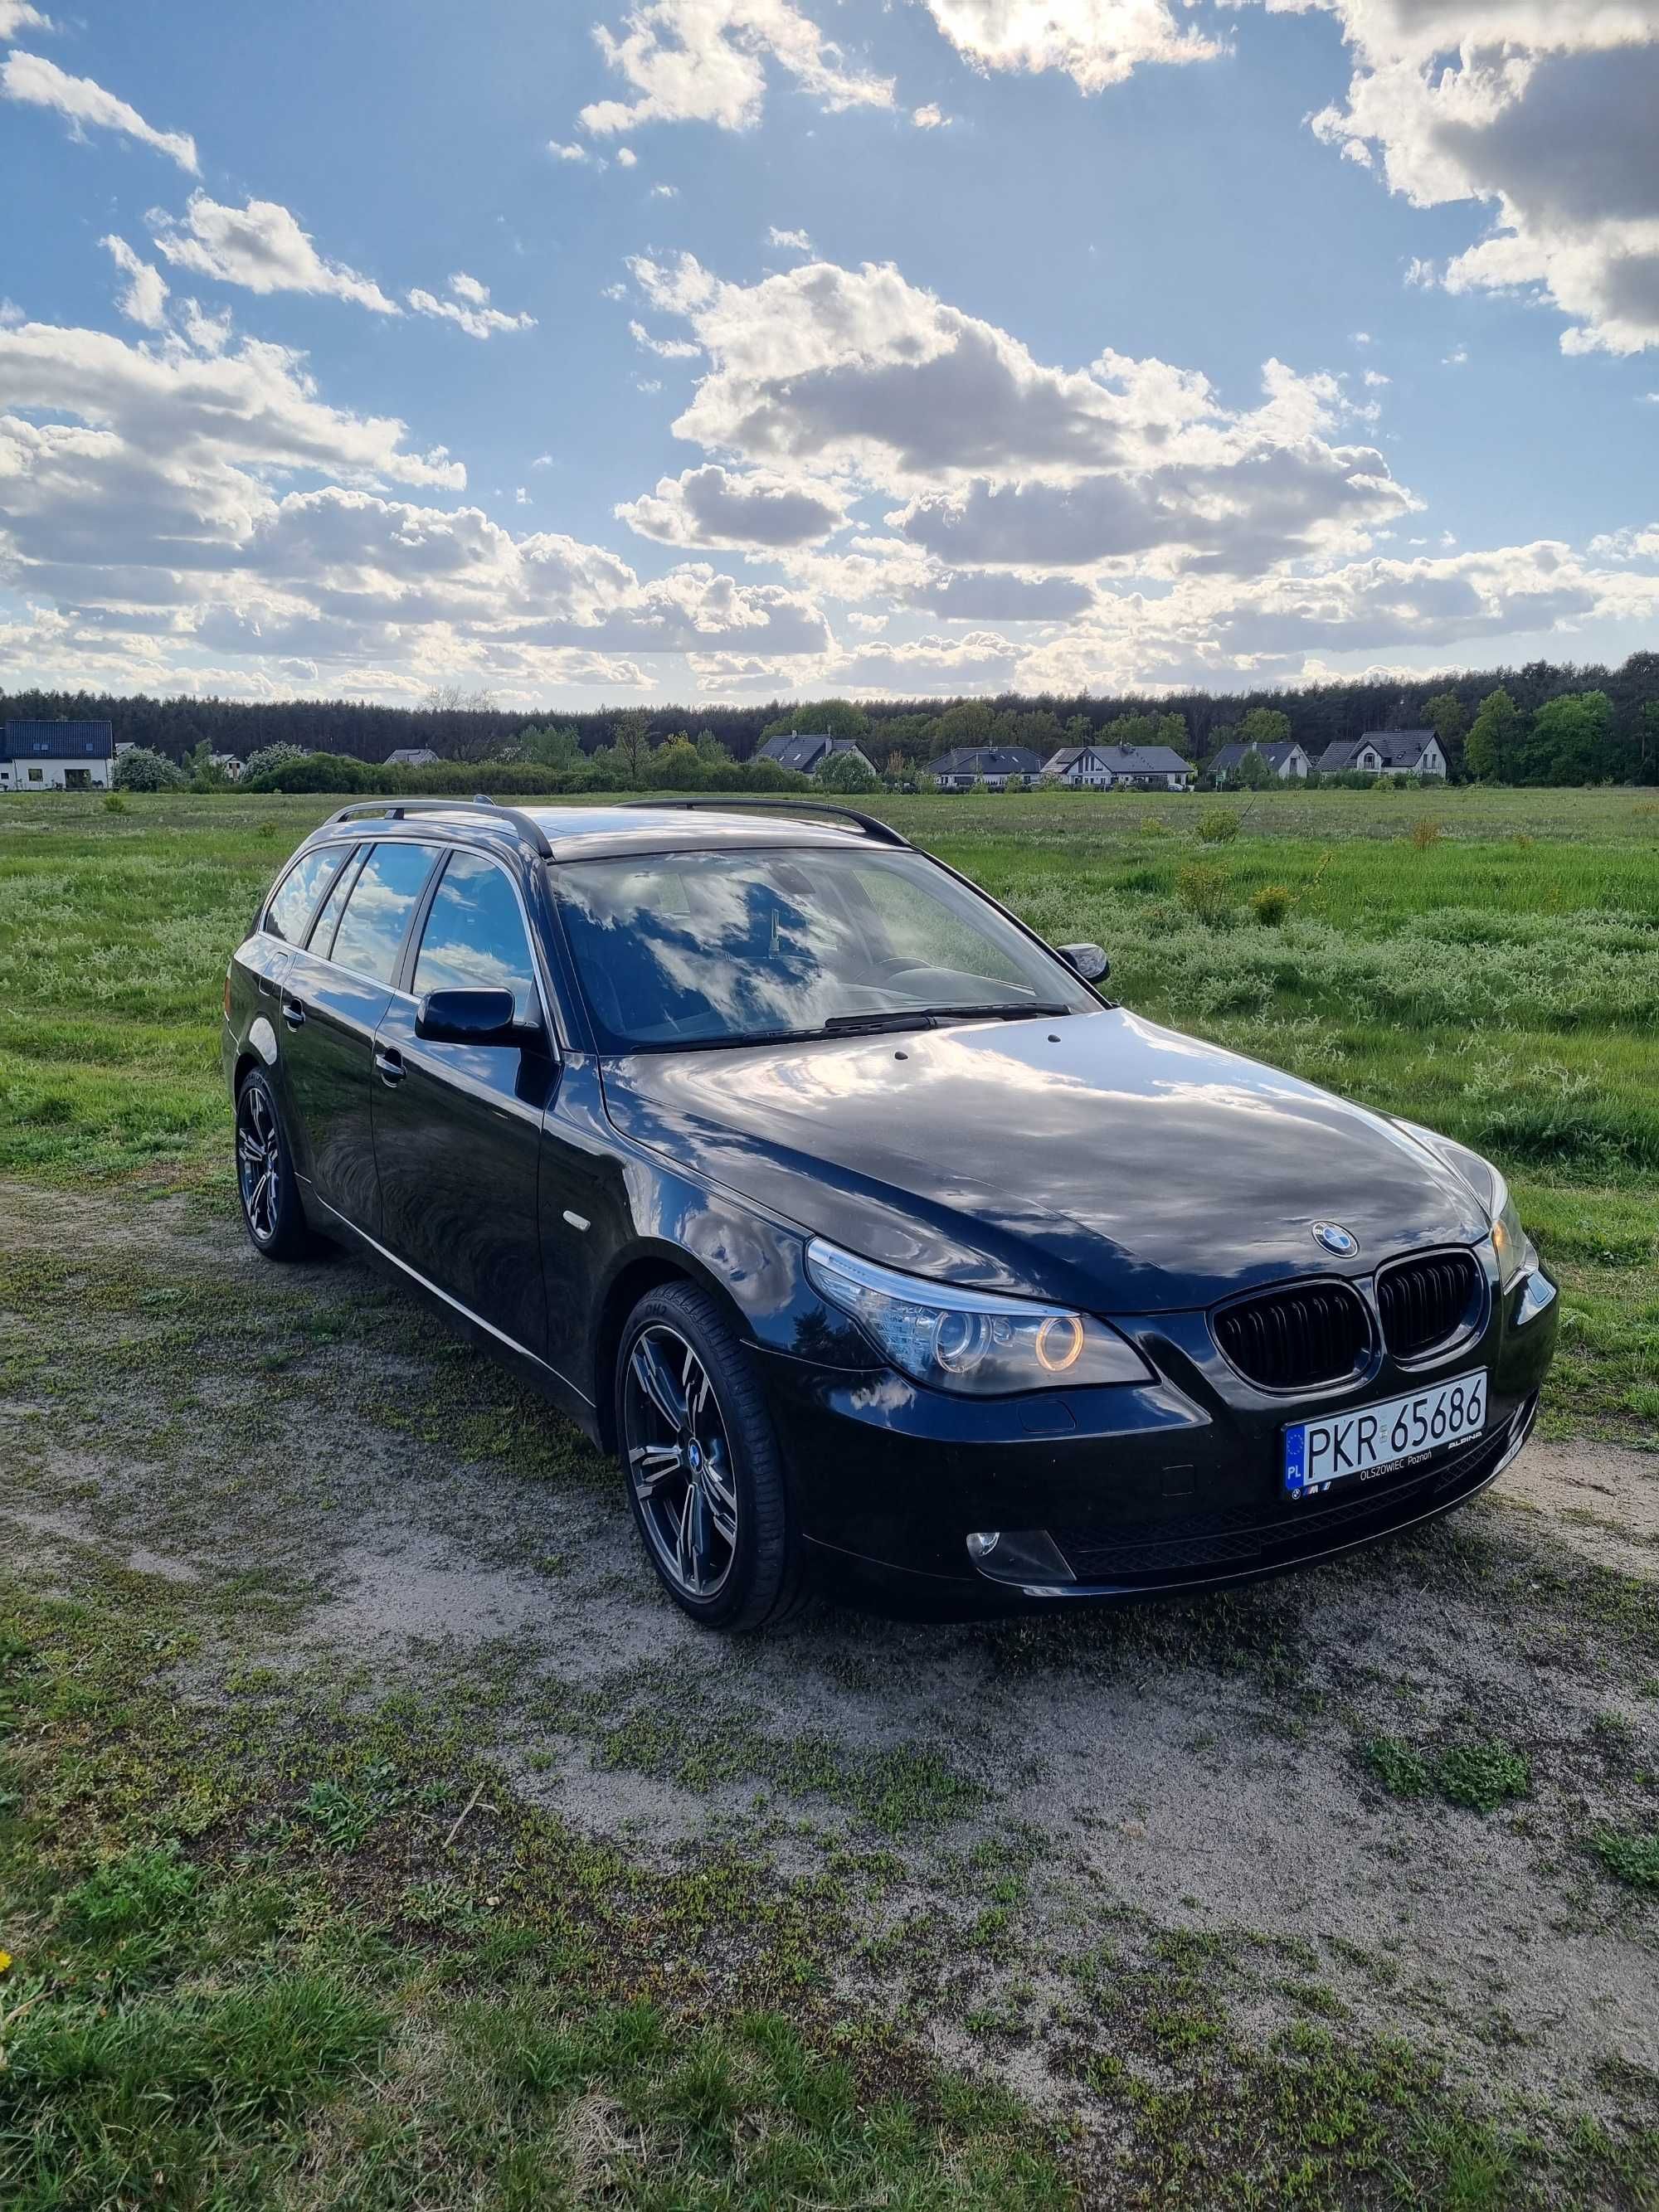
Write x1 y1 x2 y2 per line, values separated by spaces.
307 1187 603 1444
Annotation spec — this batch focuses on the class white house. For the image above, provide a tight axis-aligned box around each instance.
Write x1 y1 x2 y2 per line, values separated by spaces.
1 719 115 790
1316 730 1447 780
1041 744 1115 788
1207 738 1311 785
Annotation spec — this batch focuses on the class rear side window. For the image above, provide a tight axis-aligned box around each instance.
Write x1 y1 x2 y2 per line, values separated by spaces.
412 851 538 1023
265 846 348 942
306 847 362 958
328 843 441 984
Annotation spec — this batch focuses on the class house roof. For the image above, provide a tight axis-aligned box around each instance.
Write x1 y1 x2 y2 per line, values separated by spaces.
1042 745 1098 771
755 732 866 774
930 746 1044 778
1318 730 1437 771
385 746 440 767
1209 739 1302 773
3 718 114 761
1094 744 1192 775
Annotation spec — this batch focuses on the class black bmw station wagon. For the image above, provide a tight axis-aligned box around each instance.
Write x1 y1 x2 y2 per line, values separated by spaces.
224 799 1559 1629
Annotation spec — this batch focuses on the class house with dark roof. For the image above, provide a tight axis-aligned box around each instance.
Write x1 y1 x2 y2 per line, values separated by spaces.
385 746 441 769
755 732 876 777
2 719 115 791
1316 729 1447 780
929 746 1044 790
1207 738 1311 785
1097 744 1194 790
1040 744 1114 788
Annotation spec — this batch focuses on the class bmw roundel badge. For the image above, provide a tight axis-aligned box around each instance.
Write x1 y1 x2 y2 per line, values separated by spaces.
1312 1221 1359 1257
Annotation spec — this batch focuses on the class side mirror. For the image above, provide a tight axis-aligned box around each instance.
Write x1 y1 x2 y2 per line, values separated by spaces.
1057 943 1110 984
416 987 518 1045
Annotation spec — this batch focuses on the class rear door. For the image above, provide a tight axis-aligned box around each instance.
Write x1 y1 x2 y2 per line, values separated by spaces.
279 839 443 1236
372 848 555 1353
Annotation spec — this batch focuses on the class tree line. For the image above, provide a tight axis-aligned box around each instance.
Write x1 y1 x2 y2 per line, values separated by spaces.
12 649 1659 786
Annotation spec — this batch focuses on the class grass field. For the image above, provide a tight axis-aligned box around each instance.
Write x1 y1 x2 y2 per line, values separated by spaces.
3 784 1655 1440
2 783 1658 2208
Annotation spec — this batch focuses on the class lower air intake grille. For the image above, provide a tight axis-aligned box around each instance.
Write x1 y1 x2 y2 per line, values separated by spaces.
1214 1281 1370 1389
1378 1250 1481 1360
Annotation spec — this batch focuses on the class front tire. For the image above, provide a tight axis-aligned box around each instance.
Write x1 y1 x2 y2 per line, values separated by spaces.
235 1066 314 1261
616 1281 805 1631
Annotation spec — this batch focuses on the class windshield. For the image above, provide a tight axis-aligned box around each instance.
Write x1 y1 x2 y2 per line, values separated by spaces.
552 846 1093 1053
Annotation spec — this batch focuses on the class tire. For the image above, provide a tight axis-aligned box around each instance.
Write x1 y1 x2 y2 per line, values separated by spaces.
235 1065 315 1261
615 1281 807 1631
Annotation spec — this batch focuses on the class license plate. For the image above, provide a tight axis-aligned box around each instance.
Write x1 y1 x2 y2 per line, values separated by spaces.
1283 1370 1487 1498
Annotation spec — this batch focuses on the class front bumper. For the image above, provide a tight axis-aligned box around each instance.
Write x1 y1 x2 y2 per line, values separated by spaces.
760 1272 1558 1619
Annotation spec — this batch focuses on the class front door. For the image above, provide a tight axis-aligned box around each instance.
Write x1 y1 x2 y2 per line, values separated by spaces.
372 848 553 1354
278 839 443 1236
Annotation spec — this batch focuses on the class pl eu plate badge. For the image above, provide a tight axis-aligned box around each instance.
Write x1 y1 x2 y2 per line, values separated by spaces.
1285 1425 1307 1500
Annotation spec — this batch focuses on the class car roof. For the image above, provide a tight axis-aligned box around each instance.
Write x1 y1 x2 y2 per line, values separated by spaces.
304 802 907 864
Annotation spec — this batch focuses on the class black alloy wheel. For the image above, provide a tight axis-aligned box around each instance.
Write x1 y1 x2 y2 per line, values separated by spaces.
617 1281 804 1631
235 1067 313 1260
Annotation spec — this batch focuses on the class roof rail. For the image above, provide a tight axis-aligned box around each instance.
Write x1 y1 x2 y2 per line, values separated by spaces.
622 796 911 848
322 795 553 859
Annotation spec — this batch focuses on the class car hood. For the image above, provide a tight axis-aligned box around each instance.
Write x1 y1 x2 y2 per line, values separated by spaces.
599 1007 1491 1313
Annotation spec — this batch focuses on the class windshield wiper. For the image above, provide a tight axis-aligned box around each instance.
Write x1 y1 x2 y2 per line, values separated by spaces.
903 1001 1073 1023
820 1009 939 1036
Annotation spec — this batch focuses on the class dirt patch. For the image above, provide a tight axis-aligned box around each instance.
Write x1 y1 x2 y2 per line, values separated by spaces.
3 1174 1657 2144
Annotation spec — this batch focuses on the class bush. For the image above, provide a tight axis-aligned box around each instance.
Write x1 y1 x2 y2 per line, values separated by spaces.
1434 1741 1530 1812
114 746 187 793
1252 883 1292 926
1175 863 1232 926
815 748 883 795
241 742 310 784
101 792 127 813
1588 1827 1659 1889
241 751 376 795
1409 816 1443 850
1196 809 1240 844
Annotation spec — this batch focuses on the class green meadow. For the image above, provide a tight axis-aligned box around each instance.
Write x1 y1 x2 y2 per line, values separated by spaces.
2 783 1655 1441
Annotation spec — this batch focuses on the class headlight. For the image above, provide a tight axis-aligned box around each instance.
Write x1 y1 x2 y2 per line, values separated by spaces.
805 1238 1152 1395
1486 1171 1531 1290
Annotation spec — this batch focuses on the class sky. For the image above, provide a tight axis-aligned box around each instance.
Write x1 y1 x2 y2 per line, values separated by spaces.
2 0 1657 711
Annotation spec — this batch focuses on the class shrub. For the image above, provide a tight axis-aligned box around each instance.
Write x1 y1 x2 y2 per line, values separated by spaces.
241 741 310 783
1434 1741 1530 1812
1409 816 1443 850
1588 1827 1659 1889
816 748 883 795
102 792 127 813
1196 809 1240 844
1364 1738 1430 1799
114 745 187 793
1176 863 1232 926
1252 883 1292 926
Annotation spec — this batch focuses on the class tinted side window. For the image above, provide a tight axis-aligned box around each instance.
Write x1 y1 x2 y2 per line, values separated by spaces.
265 846 348 942
328 843 441 984
412 851 538 1023
307 846 362 957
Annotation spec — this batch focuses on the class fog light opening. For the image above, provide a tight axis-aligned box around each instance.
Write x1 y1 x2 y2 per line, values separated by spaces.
965 1528 1076 1587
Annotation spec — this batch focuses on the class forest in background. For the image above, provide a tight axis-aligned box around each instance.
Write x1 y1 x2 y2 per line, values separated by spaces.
5 649 1658 785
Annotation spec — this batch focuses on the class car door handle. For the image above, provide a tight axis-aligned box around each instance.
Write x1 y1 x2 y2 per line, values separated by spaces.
374 1047 405 1087
281 997 306 1028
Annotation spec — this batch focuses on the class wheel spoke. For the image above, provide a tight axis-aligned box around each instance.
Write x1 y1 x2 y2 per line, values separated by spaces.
675 1485 702 1589
684 1349 712 1435
237 1130 263 1169
700 1475 737 1548
628 1441 683 1495
632 1335 687 1432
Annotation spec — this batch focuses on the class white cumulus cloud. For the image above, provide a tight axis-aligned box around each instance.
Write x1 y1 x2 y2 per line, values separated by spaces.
100 236 169 329
577 0 894 135
1 51 198 171
409 273 537 338
150 194 401 312
917 0 1219 91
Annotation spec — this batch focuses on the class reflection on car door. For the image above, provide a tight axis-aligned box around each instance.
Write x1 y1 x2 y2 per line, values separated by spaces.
278 840 442 1236
372 848 555 1354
